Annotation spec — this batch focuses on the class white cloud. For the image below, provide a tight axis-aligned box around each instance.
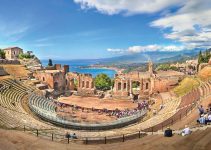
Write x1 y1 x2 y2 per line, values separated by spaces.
128 45 161 53
75 0 211 51
107 48 125 54
107 44 186 54
74 0 185 15
151 0 211 49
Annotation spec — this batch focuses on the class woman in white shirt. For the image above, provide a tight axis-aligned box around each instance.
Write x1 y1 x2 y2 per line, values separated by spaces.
181 125 191 136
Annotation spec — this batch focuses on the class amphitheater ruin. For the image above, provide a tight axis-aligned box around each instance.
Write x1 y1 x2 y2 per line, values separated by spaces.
0 48 211 146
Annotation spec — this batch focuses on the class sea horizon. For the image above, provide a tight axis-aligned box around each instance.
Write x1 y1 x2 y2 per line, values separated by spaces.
41 59 117 78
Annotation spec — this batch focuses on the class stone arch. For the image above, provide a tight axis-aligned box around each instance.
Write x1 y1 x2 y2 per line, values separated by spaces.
118 82 121 91
123 83 127 90
86 81 89 88
146 82 149 90
82 81 85 88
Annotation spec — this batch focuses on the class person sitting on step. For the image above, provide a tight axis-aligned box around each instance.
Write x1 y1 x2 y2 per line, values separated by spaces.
181 125 191 136
164 127 173 137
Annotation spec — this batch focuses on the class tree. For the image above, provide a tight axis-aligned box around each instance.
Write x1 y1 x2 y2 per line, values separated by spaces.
48 59 53 66
204 49 211 63
0 49 5 59
18 53 33 59
198 50 204 64
94 73 112 91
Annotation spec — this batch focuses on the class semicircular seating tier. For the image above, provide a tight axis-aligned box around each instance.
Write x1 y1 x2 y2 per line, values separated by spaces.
28 93 147 130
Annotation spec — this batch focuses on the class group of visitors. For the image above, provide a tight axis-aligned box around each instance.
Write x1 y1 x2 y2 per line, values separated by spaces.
197 105 211 125
65 132 77 139
164 125 191 137
164 105 211 137
55 100 148 119
109 108 139 118
137 100 148 110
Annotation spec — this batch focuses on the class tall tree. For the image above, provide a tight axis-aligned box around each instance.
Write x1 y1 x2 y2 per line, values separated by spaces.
48 59 53 66
0 49 5 59
205 49 210 63
94 73 112 91
198 50 204 64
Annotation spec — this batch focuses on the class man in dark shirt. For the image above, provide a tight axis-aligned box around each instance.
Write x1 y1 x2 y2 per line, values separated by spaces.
198 105 204 117
164 127 173 137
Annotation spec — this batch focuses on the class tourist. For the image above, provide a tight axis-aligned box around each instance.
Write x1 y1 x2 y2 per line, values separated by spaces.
65 132 71 139
205 113 211 124
181 125 191 136
160 104 164 110
197 114 206 124
198 105 204 117
164 127 173 137
72 133 77 139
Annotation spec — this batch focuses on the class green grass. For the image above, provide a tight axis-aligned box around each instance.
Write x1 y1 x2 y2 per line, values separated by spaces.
198 66 211 81
173 77 200 97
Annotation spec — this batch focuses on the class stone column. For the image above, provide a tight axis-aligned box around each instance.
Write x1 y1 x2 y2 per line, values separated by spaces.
126 80 128 91
115 81 117 91
129 80 132 93
90 81 92 89
121 80 123 92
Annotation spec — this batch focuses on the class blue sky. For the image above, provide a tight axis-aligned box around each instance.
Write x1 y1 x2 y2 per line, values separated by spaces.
0 0 210 60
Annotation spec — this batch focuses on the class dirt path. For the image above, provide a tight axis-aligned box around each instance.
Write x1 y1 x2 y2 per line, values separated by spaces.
58 95 137 110
0 128 211 150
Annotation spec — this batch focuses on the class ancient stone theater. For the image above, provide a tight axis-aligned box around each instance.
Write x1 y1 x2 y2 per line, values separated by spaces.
113 61 185 99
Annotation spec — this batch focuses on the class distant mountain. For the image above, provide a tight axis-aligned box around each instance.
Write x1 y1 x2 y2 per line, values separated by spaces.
97 50 200 65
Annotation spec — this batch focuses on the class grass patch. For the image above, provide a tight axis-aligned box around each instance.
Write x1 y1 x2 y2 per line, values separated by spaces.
173 77 200 97
198 66 211 81
0 65 30 78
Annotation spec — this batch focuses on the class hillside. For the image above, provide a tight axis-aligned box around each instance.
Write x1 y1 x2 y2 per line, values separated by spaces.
173 77 200 97
198 66 211 81
97 50 200 65
19 56 42 68
0 65 30 79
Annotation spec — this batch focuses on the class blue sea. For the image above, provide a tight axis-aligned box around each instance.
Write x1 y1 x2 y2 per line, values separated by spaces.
41 59 116 78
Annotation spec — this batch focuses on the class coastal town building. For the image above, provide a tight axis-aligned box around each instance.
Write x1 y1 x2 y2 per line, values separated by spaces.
170 59 198 75
3 47 23 60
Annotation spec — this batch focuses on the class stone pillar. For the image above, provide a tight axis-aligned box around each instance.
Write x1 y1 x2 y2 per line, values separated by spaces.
115 81 118 91
121 80 123 92
126 80 128 91
129 80 132 93
129 80 133 97
89 81 92 89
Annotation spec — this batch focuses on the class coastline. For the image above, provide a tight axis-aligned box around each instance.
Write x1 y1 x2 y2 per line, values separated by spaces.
79 65 124 74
